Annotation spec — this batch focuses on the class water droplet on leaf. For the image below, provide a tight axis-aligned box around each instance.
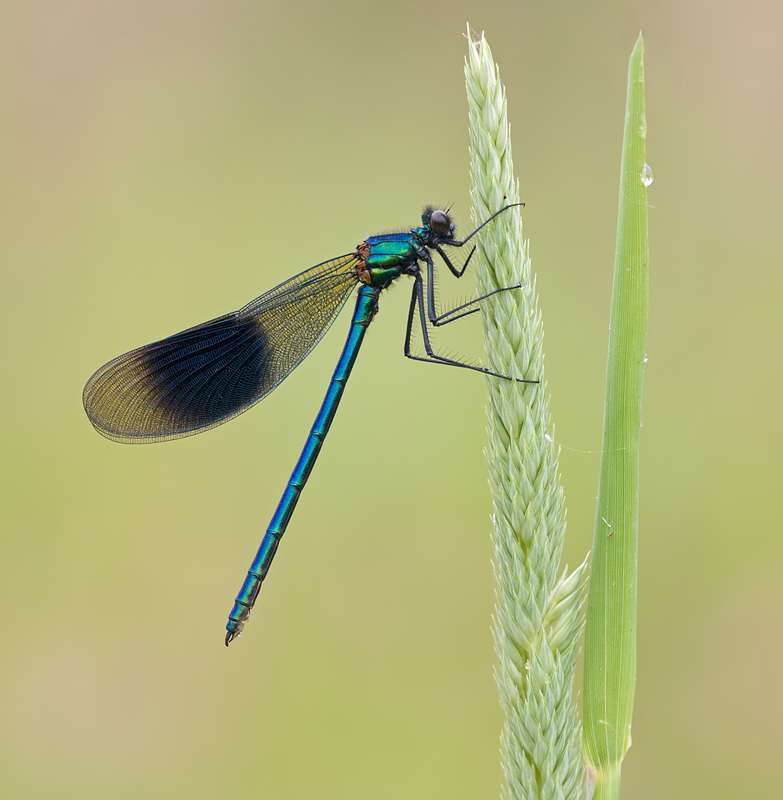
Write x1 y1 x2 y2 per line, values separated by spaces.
641 163 654 187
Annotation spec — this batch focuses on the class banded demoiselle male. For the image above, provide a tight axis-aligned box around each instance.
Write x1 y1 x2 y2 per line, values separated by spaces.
83 205 536 644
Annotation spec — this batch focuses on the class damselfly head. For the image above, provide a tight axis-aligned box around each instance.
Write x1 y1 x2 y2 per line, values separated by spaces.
423 207 455 239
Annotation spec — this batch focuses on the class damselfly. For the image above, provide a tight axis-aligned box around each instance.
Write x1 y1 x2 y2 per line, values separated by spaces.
83 204 535 644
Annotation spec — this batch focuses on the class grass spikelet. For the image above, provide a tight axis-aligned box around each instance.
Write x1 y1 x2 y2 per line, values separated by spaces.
465 28 589 800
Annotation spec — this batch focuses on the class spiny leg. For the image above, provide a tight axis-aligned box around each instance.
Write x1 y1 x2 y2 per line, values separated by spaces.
404 275 537 384
423 250 522 327
432 241 476 279
442 202 525 248
431 287 522 326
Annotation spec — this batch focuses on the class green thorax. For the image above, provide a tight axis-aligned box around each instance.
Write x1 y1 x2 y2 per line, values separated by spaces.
356 230 424 287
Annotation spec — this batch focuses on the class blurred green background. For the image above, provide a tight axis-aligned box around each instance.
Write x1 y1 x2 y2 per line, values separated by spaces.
1 1 781 798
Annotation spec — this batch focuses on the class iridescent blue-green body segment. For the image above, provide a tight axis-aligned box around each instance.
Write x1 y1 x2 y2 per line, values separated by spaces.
225 286 378 642
225 234 427 643
82 205 529 645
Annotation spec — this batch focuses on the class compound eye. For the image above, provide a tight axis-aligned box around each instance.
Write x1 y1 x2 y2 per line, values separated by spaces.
430 209 451 237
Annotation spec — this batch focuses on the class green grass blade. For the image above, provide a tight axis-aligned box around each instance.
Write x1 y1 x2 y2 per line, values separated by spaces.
465 29 589 800
582 33 650 800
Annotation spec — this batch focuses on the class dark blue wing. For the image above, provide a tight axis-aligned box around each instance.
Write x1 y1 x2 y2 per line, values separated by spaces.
84 254 358 443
